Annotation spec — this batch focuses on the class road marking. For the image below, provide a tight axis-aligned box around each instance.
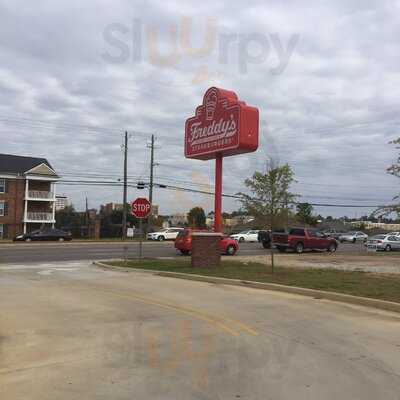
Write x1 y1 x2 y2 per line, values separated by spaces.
219 316 259 336
37 268 79 275
76 287 258 337
37 270 53 275
0 353 101 375
0 262 85 271
95 289 240 336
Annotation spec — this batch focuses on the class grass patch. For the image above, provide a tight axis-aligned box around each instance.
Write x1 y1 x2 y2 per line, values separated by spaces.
109 259 400 304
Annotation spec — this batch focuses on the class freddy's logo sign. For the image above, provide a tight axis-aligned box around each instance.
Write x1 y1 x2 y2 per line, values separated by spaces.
185 87 259 160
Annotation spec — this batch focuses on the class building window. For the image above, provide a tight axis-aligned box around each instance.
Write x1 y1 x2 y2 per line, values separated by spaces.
0 201 5 216
0 224 3 239
0 179 5 193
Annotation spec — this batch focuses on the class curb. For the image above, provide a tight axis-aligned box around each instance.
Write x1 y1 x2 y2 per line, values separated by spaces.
0 239 169 248
0 241 171 248
93 261 400 314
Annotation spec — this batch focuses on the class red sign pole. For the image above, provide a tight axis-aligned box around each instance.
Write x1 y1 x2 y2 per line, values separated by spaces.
214 153 223 232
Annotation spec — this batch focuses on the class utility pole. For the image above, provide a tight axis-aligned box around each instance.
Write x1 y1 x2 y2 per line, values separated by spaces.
85 196 89 238
122 131 128 240
146 134 156 234
148 134 155 205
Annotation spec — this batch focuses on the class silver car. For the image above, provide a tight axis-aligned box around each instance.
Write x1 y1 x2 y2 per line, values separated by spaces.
366 234 400 252
388 231 400 237
338 231 368 243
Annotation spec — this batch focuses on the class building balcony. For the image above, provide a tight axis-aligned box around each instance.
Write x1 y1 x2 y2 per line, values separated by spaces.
24 212 55 223
25 191 55 201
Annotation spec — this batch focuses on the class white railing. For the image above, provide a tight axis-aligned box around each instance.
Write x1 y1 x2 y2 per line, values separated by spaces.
26 212 54 221
27 190 54 199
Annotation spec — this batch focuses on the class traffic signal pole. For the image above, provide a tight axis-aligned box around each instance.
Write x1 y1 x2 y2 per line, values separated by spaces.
214 153 223 232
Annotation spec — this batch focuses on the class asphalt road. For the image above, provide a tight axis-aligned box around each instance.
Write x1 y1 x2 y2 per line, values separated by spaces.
1 260 399 399
0 241 366 264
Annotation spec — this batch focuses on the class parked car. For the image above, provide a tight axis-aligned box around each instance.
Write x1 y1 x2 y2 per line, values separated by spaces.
147 227 184 241
14 228 72 242
257 230 271 248
322 229 343 240
174 229 239 255
365 234 400 252
230 230 259 242
388 231 400 237
273 228 338 253
338 231 368 243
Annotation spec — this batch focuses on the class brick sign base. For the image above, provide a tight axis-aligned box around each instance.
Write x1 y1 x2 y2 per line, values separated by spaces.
191 232 223 268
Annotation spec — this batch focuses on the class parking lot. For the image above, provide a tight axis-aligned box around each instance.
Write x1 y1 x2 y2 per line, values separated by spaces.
0 240 371 264
1 260 400 399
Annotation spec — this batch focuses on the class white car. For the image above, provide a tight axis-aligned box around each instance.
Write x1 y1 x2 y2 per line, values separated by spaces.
338 231 368 243
147 228 184 241
388 231 400 237
230 230 259 243
365 234 400 252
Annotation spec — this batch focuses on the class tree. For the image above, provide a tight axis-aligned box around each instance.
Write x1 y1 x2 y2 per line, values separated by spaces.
55 204 87 237
238 163 297 272
388 138 400 178
374 138 400 217
231 209 246 217
55 204 76 228
187 207 206 228
150 215 165 228
387 137 400 213
100 208 138 238
296 202 318 226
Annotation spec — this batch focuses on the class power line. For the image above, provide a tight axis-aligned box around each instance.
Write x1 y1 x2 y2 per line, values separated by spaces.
0 115 154 137
58 170 397 199
1 113 396 147
57 173 395 203
2 113 398 138
0 118 394 173
57 179 396 209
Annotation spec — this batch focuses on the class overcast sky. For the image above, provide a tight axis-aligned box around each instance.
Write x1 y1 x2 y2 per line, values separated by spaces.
1 0 399 217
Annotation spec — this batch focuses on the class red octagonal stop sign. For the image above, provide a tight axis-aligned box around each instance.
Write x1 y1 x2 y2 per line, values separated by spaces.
131 197 151 219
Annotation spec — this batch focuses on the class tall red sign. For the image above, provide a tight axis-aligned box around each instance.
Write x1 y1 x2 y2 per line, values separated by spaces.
185 87 259 160
185 87 259 232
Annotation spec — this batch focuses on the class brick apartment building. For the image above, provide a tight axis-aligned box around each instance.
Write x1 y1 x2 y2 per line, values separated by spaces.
0 154 59 239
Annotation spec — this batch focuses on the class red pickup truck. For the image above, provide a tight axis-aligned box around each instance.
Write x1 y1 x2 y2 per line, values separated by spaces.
273 228 338 253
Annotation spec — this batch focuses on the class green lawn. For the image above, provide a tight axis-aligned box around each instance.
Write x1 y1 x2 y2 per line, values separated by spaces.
109 259 400 304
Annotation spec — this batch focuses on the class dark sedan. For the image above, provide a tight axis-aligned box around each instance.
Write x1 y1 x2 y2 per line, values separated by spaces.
14 229 72 242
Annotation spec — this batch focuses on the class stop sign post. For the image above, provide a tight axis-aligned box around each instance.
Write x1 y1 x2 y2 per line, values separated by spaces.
131 198 151 259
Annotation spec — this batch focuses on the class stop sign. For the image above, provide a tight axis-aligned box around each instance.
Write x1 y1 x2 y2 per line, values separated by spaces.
131 197 152 218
